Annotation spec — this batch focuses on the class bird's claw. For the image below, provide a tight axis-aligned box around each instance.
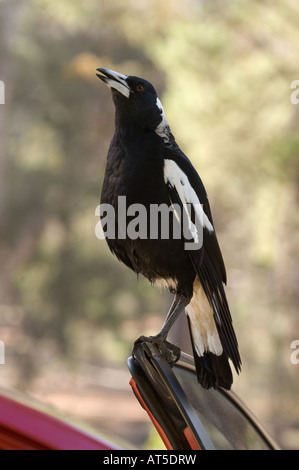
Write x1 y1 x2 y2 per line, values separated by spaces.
135 334 181 365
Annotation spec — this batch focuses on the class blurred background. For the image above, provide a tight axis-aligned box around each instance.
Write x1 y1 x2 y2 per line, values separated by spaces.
0 0 298 449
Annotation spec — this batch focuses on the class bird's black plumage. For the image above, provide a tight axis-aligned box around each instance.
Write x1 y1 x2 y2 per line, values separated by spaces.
97 68 241 389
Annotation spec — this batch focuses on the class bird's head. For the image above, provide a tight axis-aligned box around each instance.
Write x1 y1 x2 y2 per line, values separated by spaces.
96 67 170 140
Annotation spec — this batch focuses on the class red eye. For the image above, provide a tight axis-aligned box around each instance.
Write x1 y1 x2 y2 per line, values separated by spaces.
136 83 145 93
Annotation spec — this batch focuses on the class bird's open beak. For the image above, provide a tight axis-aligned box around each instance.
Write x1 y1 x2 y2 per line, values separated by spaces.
96 68 130 99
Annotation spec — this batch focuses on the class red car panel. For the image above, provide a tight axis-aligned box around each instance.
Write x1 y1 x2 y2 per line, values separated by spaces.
0 391 121 450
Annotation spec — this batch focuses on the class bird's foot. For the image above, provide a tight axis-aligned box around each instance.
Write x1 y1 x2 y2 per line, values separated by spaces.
135 334 181 365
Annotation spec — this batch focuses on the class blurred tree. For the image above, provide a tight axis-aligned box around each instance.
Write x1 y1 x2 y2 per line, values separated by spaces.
0 0 298 448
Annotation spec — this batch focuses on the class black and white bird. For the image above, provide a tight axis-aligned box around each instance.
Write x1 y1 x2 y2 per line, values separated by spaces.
96 67 241 390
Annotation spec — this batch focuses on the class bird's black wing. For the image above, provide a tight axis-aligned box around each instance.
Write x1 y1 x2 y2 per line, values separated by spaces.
163 147 241 373
106 239 135 272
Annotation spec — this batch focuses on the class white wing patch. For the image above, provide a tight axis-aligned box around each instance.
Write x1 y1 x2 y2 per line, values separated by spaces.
163 159 214 240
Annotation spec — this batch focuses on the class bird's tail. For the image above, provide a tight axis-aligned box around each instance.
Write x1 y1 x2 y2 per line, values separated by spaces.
185 280 235 390
188 321 233 389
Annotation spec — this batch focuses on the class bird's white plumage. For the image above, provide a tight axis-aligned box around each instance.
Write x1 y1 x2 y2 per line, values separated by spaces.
163 159 214 241
163 160 220 356
154 277 177 291
186 279 222 356
155 98 170 143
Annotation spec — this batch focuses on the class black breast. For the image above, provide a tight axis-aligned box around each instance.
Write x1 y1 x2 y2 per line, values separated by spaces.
100 128 195 295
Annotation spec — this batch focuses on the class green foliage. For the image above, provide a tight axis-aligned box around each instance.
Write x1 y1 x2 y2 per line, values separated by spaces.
0 0 299 448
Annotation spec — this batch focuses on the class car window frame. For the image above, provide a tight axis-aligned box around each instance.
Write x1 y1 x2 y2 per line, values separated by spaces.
128 341 280 450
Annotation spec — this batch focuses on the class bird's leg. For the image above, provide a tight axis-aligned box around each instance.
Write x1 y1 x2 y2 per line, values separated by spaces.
159 295 189 338
136 295 189 364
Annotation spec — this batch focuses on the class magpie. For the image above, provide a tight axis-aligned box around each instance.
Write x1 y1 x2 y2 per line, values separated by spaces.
96 67 241 389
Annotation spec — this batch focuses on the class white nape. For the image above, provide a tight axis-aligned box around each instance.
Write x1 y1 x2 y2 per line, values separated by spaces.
155 98 170 143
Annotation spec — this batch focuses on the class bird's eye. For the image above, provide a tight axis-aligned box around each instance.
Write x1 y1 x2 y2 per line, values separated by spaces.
136 84 145 93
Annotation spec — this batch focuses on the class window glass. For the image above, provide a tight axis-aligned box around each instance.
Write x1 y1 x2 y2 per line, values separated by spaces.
173 365 270 450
